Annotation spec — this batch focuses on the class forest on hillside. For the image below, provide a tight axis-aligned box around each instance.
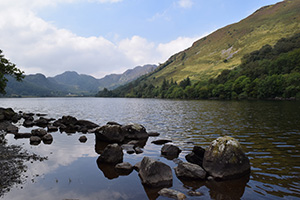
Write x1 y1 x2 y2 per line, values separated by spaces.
96 33 300 100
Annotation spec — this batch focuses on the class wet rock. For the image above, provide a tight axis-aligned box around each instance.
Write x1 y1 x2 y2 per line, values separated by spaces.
107 121 122 126
14 133 32 139
22 113 34 121
158 188 186 200
0 131 6 143
0 107 16 121
115 162 133 175
148 132 160 137
151 139 172 145
187 190 203 196
34 117 50 127
174 162 206 180
23 119 35 127
30 136 41 145
133 161 141 172
76 120 99 129
79 135 87 143
98 143 123 164
121 123 149 140
0 121 18 134
203 136 251 180
95 125 124 143
31 128 47 137
11 113 21 123
138 156 173 187
121 144 135 154
61 115 78 125
134 147 143 154
47 125 58 132
161 144 182 159
185 146 205 167
42 133 53 141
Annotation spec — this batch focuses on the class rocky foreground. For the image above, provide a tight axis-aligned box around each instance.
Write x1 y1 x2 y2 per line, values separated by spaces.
0 107 251 199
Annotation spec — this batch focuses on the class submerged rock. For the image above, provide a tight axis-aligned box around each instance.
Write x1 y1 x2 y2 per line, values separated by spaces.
138 156 173 187
158 188 186 200
174 162 206 180
202 136 251 180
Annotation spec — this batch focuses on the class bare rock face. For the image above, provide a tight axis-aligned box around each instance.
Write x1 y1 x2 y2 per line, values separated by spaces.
98 143 123 164
202 136 251 180
174 162 206 180
138 157 173 187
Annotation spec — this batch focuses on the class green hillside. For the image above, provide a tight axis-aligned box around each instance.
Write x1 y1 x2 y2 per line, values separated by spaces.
130 0 300 86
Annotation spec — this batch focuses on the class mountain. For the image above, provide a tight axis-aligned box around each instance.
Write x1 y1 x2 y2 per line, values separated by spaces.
120 0 300 86
4 64 157 97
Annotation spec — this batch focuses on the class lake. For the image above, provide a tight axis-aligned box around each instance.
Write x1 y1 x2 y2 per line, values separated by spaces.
0 97 299 200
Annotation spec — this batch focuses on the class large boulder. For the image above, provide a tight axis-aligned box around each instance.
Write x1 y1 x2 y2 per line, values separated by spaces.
98 143 123 164
161 144 182 159
138 156 173 187
174 162 206 180
95 125 125 143
185 146 205 167
121 123 149 140
203 136 251 180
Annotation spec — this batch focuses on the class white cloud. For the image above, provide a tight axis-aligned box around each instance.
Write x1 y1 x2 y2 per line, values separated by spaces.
0 0 200 78
178 0 193 8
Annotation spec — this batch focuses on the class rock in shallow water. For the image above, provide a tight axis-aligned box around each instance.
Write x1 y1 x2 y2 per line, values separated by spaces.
174 162 206 180
158 188 186 200
202 136 251 180
98 143 123 164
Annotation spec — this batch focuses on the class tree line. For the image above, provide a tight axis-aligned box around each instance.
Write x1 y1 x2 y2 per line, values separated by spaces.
97 33 300 100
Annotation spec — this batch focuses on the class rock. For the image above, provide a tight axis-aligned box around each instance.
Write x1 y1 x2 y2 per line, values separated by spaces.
187 190 203 196
115 162 133 175
148 132 160 137
161 144 182 159
151 139 172 145
134 147 143 154
31 128 47 137
95 125 125 143
23 119 35 127
14 132 32 139
121 123 149 140
11 113 21 123
22 113 34 121
121 144 135 154
30 136 41 145
133 161 141 172
34 117 50 127
174 162 206 180
158 188 186 200
107 121 122 126
185 146 205 167
79 135 87 143
76 120 99 129
0 121 18 134
138 156 173 187
98 143 123 164
42 134 53 144
0 107 16 121
0 131 6 143
61 115 78 125
47 125 58 132
203 136 251 180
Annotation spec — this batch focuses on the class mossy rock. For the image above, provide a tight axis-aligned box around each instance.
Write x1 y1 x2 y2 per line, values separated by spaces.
203 136 250 180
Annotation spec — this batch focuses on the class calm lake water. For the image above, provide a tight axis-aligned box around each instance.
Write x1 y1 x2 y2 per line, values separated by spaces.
0 97 299 200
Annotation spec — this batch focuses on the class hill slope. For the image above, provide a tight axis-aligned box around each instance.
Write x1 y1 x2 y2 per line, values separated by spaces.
139 0 300 85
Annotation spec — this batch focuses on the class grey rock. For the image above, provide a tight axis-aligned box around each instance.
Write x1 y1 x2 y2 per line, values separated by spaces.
121 123 149 140
134 147 143 154
34 117 49 127
23 119 35 127
187 190 203 196
47 125 58 132
158 188 186 200
115 162 133 175
14 132 32 139
161 144 182 159
0 121 18 134
174 162 206 180
95 125 125 143
98 143 123 164
76 120 99 129
148 132 160 137
151 139 172 145
185 146 205 167
31 128 47 137
138 156 173 187
30 136 41 145
42 134 53 144
203 136 251 180
79 135 87 143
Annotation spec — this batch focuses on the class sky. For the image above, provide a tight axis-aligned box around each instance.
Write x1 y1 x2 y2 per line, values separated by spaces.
0 0 282 78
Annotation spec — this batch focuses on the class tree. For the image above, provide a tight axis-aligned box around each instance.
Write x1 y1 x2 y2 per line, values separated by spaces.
0 50 24 94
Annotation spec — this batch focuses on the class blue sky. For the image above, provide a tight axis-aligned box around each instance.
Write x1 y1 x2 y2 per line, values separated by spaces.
0 0 282 78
